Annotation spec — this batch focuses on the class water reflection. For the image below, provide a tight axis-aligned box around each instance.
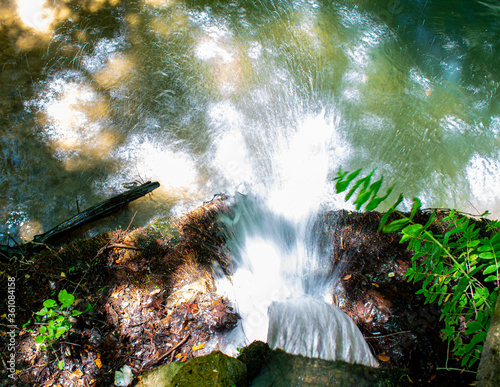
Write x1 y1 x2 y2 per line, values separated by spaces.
1 0 499 243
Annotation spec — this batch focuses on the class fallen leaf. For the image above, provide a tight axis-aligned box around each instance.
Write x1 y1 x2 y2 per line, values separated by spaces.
60 272 66 278
95 354 102 368
186 303 198 313
378 354 390 362
174 354 183 359
192 343 205 351
372 283 379 288
70 369 83 378
181 356 187 363
342 274 352 281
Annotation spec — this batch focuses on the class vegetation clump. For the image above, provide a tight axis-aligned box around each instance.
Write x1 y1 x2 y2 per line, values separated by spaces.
334 168 500 369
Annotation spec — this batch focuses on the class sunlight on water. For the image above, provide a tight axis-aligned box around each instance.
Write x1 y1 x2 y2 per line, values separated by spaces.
108 134 200 196
15 0 54 32
466 152 500 216
30 73 115 163
266 112 340 221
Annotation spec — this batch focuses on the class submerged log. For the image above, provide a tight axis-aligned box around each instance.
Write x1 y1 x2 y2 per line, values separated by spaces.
33 181 160 244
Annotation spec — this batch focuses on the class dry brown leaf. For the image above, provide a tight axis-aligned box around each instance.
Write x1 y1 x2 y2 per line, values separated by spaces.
94 354 102 368
192 342 205 351
378 354 390 362
70 369 84 378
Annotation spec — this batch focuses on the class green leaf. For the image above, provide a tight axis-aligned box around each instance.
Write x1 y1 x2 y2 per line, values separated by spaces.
443 228 462 246
382 218 410 233
365 184 394 211
43 299 57 308
335 168 362 193
485 275 498 282
479 252 497 260
378 193 404 231
483 265 499 275
72 310 83 317
55 326 67 338
367 178 383 198
354 189 372 210
478 244 493 252
346 170 375 201
35 336 45 344
467 239 480 248
58 360 65 370
423 210 436 230
465 321 483 335
39 326 47 335
409 198 421 220
402 223 424 238
58 289 75 308
452 276 470 303
470 331 487 346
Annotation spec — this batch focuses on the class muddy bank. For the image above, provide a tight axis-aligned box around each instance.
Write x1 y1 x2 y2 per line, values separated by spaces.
0 199 477 385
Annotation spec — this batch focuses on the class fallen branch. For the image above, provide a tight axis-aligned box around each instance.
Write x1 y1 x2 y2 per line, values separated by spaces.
106 243 141 251
145 334 191 369
33 182 160 244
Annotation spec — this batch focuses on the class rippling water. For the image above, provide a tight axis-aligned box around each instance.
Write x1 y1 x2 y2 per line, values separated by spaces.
1 0 499 242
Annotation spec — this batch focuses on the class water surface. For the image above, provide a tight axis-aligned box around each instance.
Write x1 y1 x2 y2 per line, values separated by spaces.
1 0 499 243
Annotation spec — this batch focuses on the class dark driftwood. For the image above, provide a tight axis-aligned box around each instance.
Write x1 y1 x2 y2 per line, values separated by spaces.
32 181 160 244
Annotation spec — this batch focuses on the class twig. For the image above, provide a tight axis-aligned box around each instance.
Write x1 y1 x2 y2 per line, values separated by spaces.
364 330 411 339
156 334 191 363
59 341 82 347
106 243 141 251
125 212 138 234
435 367 477 374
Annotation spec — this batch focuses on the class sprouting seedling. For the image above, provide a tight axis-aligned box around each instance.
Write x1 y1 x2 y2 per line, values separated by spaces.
34 289 89 368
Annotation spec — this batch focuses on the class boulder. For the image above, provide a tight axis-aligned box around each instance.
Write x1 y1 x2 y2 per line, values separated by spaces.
136 351 247 387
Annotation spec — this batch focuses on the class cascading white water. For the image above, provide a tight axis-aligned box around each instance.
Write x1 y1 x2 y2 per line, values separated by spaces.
213 112 378 367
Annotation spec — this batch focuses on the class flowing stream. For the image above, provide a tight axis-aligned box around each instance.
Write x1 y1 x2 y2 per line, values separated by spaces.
2 0 499 367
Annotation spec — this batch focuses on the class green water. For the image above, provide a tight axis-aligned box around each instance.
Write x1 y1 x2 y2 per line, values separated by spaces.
1 0 499 242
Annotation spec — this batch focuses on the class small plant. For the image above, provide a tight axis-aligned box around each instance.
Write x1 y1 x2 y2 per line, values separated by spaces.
334 167 500 369
34 289 83 369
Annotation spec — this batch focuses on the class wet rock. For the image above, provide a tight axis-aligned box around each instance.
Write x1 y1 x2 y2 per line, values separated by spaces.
250 348 408 387
237 340 272 381
136 351 247 387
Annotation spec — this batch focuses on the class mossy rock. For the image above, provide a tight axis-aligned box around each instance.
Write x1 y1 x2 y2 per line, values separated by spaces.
136 351 247 387
251 349 409 387
237 341 271 381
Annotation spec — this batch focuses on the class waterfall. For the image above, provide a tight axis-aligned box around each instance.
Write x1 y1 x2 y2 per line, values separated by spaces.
213 111 378 367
